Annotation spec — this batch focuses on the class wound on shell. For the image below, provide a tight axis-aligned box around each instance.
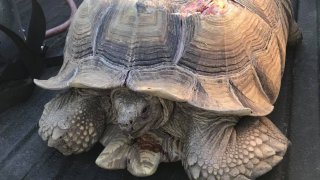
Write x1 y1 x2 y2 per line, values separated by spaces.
180 0 228 15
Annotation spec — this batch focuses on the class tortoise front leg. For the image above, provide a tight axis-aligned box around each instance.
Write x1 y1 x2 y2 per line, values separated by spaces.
96 127 182 177
183 116 289 180
95 125 131 170
39 89 110 155
127 130 182 177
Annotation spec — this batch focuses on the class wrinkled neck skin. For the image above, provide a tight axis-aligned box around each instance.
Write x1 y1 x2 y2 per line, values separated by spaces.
163 103 240 140
168 103 241 160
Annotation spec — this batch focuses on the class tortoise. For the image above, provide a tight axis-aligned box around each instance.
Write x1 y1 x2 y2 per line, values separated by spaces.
34 0 302 179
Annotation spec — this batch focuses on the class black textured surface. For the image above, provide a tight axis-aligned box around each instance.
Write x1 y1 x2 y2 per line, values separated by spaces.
0 0 319 179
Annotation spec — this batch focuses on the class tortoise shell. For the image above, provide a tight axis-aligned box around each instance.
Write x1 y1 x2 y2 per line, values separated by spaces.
35 0 294 116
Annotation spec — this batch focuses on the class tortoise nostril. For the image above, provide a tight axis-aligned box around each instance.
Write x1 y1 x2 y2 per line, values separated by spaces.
129 120 133 124
120 123 129 128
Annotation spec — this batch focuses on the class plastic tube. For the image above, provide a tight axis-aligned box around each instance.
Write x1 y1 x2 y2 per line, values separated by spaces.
45 0 77 38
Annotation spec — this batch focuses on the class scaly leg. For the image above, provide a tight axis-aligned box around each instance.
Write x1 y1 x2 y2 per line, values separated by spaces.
127 130 182 177
96 126 182 177
39 89 110 155
183 116 288 180
96 125 131 170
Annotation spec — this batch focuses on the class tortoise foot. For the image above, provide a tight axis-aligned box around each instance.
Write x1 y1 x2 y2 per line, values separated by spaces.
127 147 161 177
127 133 163 177
97 128 182 177
96 137 131 170
184 117 288 180
97 131 163 176
127 130 182 176
39 89 108 155
96 125 130 170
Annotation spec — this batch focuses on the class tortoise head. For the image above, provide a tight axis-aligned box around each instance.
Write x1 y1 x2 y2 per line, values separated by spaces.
111 88 173 138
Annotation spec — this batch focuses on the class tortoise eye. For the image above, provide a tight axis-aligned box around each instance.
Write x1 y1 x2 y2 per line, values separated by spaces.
141 106 149 118
142 106 148 114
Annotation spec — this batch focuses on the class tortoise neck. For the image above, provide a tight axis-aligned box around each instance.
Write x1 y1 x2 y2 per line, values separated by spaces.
152 98 174 129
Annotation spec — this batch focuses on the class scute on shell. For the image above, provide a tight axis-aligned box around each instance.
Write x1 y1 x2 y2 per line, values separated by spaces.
35 0 293 116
